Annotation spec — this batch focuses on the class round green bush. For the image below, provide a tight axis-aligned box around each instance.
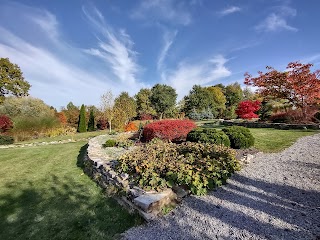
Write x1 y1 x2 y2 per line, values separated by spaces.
103 139 116 147
222 126 254 149
187 128 230 147
0 135 14 145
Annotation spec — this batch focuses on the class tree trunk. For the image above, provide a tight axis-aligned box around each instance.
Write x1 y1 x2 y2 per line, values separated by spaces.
109 120 112 133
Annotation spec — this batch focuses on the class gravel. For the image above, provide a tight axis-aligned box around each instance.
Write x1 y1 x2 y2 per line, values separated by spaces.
122 133 320 240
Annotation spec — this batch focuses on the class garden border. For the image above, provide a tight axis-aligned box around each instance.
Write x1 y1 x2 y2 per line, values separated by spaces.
222 120 320 130
83 134 180 221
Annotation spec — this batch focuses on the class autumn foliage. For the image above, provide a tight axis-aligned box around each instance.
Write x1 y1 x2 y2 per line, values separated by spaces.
125 122 138 132
56 112 67 125
143 119 196 142
244 61 320 118
0 115 13 133
236 100 261 119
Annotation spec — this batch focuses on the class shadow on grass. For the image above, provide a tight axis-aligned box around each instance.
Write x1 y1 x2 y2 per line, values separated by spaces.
0 144 142 240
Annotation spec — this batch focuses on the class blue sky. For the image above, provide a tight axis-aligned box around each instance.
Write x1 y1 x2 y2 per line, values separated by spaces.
0 0 319 109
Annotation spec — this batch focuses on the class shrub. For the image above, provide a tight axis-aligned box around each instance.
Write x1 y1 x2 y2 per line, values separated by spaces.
12 116 61 141
117 140 240 195
236 100 261 119
96 118 107 130
0 115 13 133
55 112 67 125
270 108 318 123
222 126 255 149
187 128 230 147
143 119 196 142
103 139 116 147
139 113 153 120
0 135 14 145
125 122 138 132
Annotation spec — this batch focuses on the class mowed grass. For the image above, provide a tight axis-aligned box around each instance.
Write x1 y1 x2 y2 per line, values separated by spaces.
249 128 319 152
0 142 142 240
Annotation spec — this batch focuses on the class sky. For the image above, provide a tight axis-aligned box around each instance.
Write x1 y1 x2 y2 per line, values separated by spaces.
0 0 320 109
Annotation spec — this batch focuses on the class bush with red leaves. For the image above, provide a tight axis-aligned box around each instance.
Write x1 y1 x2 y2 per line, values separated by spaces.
0 115 13 133
139 113 154 120
236 100 261 119
270 108 319 123
96 118 107 130
143 119 196 142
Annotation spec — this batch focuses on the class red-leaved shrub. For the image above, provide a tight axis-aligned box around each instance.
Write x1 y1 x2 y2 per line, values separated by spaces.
270 108 318 123
56 112 67 125
236 100 261 119
125 122 138 132
140 113 154 120
143 119 196 142
0 115 13 133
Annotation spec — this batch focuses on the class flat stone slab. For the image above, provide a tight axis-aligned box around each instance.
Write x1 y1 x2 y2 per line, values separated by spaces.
133 189 176 213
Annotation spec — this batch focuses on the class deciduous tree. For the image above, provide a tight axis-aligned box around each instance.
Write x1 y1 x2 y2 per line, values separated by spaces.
0 58 31 103
100 90 115 132
245 61 320 118
150 84 177 119
236 100 261 119
135 88 156 117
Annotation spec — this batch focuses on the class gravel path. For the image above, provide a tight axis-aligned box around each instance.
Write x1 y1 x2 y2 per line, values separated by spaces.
123 133 320 240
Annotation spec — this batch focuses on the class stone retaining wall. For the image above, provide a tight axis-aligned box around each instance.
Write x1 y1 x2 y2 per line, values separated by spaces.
84 135 181 221
222 120 320 130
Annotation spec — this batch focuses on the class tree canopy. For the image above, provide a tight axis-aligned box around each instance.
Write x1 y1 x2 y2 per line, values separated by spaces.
0 58 31 103
245 61 320 117
135 88 156 117
150 84 177 119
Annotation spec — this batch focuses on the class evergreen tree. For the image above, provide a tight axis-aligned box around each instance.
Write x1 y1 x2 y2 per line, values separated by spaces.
77 104 87 133
87 109 95 131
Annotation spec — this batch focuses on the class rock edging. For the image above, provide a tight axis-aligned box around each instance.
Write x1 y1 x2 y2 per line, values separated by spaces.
84 135 182 221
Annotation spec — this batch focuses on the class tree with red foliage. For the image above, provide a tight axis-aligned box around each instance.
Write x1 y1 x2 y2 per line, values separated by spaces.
236 100 261 119
244 61 320 118
0 115 13 133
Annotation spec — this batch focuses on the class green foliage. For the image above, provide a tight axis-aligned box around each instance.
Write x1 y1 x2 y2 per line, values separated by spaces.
114 92 137 130
150 84 177 119
225 83 243 107
135 88 156 117
12 116 61 141
77 104 86 133
206 86 226 117
0 96 55 119
183 85 213 116
117 140 240 195
0 58 31 103
87 109 95 132
0 135 14 145
103 139 117 147
222 126 255 149
187 128 230 147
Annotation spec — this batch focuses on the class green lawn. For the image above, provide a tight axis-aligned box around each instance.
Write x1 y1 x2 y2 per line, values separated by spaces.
0 141 142 240
249 128 318 152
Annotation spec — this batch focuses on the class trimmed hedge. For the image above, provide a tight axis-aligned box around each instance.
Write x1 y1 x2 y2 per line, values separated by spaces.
0 135 14 145
117 140 240 195
187 128 230 147
222 126 254 149
143 119 196 142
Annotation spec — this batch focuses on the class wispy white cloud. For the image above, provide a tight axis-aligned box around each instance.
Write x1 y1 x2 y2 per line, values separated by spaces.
255 6 297 32
131 0 192 26
163 55 232 98
0 2 143 108
157 29 177 71
82 6 140 85
219 6 241 16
